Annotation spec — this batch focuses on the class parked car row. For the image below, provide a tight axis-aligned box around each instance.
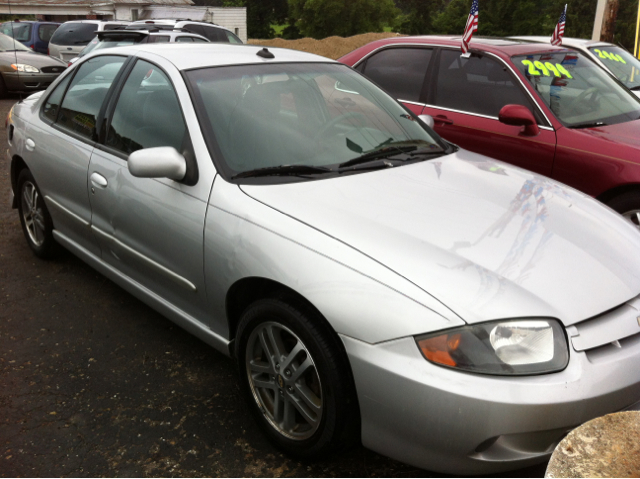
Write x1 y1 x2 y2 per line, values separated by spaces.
340 36 640 224
5 36 640 476
0 17 243 96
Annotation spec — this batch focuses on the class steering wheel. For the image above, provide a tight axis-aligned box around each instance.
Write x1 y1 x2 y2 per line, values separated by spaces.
566 87 600 115
313 112 367 143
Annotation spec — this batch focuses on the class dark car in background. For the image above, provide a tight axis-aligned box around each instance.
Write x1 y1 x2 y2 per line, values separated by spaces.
0 32 66 96
0 21 60 54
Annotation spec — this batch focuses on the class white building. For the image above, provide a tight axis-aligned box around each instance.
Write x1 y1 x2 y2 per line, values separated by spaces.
0 0 247 43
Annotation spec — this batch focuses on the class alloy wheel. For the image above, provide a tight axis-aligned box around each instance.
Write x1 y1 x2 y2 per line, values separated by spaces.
623 209 640 228
21 181 46 247
245 321 323 440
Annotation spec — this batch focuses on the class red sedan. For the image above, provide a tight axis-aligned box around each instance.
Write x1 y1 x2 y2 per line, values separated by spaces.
340 37 640 223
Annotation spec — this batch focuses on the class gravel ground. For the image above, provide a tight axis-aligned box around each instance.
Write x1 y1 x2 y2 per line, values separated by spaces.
0 96 547 477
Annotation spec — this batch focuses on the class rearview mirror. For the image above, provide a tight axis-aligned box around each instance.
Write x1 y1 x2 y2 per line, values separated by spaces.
128 146 187 181
498 105 539 136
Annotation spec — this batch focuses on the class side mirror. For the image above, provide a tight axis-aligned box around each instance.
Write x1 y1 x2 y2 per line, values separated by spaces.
128 146 187 181
498 104 539 136
418 114 435 129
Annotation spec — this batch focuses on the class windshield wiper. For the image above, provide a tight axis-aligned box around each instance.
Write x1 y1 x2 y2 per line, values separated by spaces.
338 146 421 168
568 121 606 129
630 85 640 91
339 144 446 169
231 165 331 179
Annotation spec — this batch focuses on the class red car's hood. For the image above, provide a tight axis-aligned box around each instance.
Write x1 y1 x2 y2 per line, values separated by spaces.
567 119 640 154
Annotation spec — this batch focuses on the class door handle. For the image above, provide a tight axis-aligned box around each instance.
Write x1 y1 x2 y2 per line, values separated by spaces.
25 138 35 151
434 115 454 125
90 172 108 188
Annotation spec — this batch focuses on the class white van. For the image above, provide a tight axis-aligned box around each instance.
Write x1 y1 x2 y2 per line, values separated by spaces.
48 20 129 61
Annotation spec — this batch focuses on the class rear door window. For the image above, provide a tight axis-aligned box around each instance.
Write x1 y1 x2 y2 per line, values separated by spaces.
362 47 432 103
434 49 535 118
56 55 127 140
50 23 98 46
225 31 242 44
202 25 227 42
38 24 59 42
1 22 32 42
184 24 206 37
150 35 170 43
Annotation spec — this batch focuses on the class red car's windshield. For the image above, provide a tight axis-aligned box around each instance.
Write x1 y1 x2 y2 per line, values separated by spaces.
513 51 640 128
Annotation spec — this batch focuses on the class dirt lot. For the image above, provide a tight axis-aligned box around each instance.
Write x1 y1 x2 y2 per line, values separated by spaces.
0 89 547 477
248 32 403 59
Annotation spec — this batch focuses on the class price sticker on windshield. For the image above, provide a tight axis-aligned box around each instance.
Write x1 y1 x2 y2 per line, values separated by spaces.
521 60 573 79
593 49 627 64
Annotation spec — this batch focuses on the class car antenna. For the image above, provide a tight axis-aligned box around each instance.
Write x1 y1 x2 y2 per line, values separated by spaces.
6 0 23 101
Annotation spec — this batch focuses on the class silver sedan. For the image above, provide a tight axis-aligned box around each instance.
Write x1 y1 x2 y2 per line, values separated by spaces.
7 43 640 475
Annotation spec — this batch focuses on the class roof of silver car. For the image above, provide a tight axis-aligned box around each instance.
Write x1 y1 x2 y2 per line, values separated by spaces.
107 43 335 70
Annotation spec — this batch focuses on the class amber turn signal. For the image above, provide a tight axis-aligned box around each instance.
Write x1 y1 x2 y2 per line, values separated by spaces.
417 333 461 367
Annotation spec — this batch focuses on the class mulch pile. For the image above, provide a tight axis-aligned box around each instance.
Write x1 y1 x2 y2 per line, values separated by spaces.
248 32 404 60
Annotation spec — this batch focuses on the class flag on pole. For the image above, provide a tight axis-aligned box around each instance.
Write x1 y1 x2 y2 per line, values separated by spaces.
461 0 479 54
551 4 567 46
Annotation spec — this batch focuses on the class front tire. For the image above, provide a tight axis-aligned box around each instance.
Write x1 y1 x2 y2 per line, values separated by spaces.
235 298 359 459
17 168 57 258
607 191 640 227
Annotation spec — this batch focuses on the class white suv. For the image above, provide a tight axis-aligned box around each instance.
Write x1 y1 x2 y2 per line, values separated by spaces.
67 29 209 66
49 20 130 61
126 19 242 44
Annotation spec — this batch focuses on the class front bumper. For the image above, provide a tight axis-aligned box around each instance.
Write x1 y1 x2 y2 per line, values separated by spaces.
2 72 60 92
341 333 640 475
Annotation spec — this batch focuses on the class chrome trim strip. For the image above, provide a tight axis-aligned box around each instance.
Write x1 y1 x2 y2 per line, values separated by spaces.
399 99 427 107
45 195 91 227
425 105 499 121
421 104 554 131
91 225 197 292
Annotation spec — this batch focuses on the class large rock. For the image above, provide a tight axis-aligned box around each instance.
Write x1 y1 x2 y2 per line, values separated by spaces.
545 411 640 477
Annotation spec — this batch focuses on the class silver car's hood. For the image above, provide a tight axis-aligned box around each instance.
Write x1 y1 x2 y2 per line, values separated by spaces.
242 149 640 326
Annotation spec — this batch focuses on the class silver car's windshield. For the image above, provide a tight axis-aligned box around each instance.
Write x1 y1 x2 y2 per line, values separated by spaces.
514 51 640 127
186 63 445 179
0 32 32 52
588 45 640 91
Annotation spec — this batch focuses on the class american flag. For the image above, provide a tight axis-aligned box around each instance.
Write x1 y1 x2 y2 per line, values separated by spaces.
551 4 567 46
461 0 479 54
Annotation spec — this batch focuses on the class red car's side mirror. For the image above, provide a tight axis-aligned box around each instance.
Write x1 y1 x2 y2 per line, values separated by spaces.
498 104 539 136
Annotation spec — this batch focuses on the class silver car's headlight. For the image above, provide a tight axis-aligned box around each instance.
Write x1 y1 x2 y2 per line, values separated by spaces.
11 64 40 73
415 319 569 375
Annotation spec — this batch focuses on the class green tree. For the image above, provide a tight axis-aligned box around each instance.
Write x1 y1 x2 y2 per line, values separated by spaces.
395 0 443 35
194 0 289 39
289 0 398 38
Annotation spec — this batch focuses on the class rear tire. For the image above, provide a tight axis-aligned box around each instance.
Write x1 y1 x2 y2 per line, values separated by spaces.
607 191 640 227
17 169 58 259
235 298 360 459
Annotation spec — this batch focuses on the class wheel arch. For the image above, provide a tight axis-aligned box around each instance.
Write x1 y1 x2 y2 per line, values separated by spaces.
226 276 328 346
227 275 363 446
10 154 28 209
596 183 640 206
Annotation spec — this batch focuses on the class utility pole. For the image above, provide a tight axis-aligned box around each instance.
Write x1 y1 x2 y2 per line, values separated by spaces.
593 0 619 42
